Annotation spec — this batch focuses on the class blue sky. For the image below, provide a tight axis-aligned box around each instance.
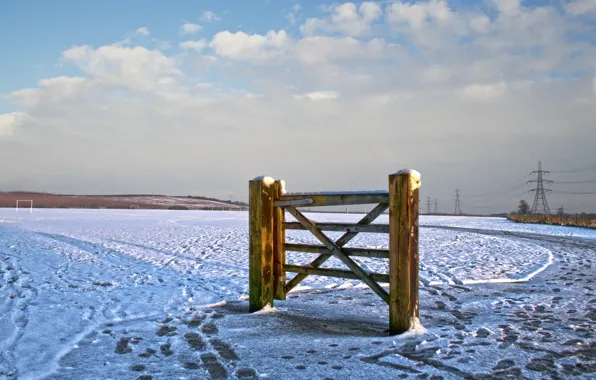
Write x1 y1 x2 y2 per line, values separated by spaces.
0 0 595 212
0 1 239 107
0 0 580 103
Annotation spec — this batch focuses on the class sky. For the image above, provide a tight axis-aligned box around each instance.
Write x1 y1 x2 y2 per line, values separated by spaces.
1 0 595 214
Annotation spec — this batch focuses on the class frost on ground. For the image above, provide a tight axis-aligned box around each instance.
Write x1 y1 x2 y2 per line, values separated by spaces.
0 210 595 379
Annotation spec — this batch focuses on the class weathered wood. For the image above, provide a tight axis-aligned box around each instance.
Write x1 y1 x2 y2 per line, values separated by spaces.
273 180 286 301
388 170 420 334
284 203 388 293
283 222 389 233
273 198 313 207
285 207 390 304
248 177 276 312
284 265 389 283
278 192 388 207
284 243 389 258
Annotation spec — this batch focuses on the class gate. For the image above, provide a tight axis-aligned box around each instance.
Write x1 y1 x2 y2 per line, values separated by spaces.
248 170 420 334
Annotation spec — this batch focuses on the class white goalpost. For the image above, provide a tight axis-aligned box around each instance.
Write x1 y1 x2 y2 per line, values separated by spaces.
16 200 33 214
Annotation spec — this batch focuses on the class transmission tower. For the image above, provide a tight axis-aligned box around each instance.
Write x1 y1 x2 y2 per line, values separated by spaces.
454 189 463 215
528 161 552 215
433 199 438 214
426 196 432 215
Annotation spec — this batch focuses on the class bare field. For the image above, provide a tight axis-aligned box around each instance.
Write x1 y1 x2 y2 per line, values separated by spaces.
508 215 596 229
0 192 244 210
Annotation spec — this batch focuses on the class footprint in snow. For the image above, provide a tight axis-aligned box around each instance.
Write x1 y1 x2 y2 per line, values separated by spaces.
200 353 227 379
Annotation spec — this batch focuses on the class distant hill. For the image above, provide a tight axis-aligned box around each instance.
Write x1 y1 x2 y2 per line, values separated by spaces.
0 192 247 210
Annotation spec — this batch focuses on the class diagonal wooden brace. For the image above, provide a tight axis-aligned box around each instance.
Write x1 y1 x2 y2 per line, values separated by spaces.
285 207 390 304
284 203 388 293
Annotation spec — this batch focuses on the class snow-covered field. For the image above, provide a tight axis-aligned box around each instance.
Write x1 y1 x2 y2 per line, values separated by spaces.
103 196 241 209
1 209 594 379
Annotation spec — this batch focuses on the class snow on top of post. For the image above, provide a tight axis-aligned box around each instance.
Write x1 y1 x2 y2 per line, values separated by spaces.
279 180 287 194
392 169 421 190
252 176 276 186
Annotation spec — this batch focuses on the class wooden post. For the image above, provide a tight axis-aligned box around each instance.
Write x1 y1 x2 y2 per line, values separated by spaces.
249 176 276 312
273 180 286 300
388 169 421 334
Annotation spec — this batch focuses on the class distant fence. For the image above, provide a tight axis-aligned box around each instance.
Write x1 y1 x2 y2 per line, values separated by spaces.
508 214 596 229
248 170 421 334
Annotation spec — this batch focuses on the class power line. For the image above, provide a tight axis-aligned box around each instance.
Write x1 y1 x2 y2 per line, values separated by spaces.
467 181 531 201
552 191 596 195
466 173 532 197
464 184 530 205
552 179 596 184
550 164 596 174
467 190 531 210
433 199 438 214
426 196 432 215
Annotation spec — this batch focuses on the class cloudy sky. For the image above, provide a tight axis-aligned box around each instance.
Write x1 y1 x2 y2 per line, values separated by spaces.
1 0 595 214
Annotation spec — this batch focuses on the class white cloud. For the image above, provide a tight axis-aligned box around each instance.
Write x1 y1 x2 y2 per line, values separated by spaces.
360 2 382 22
209 30 289 62
295 36 398 65
566 0 596 15
287 4 301 25
200 11 221 22
135 27 150 36
61 45 179 91
459 81 507 100
6 76 86 107
301 2 381 37
493 0 521 15
422 65 452 83
0 112 23 136
469 14 491 33
196 82 213 89
180 23 202 35
39 76 86 92
5 88 41 107
156 40 173 50
1 1 595 212
387 2 426 30
387 0 455 30
293 91 340 100
179 40 207 51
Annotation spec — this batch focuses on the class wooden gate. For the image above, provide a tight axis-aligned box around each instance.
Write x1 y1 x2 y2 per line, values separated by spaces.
248 170 420 334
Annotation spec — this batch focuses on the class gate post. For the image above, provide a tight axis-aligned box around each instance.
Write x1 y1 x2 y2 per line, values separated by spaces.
249 176 276 312
388 170 421 334
273 180 286 300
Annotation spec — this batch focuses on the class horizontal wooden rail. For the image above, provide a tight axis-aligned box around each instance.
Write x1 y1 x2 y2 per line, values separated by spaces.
284 264 390 283
276 193 389 207
283 222 389 233
285 243 389 259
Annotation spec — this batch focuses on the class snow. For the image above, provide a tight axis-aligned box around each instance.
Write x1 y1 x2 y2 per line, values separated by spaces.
252 176 275 186
103 195 236 208
393 169 421 190
1 209 595 379
423 215 596 240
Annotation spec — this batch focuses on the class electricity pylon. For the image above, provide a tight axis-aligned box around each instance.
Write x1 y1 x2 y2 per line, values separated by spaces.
528 161 552 215
454 189 463 215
